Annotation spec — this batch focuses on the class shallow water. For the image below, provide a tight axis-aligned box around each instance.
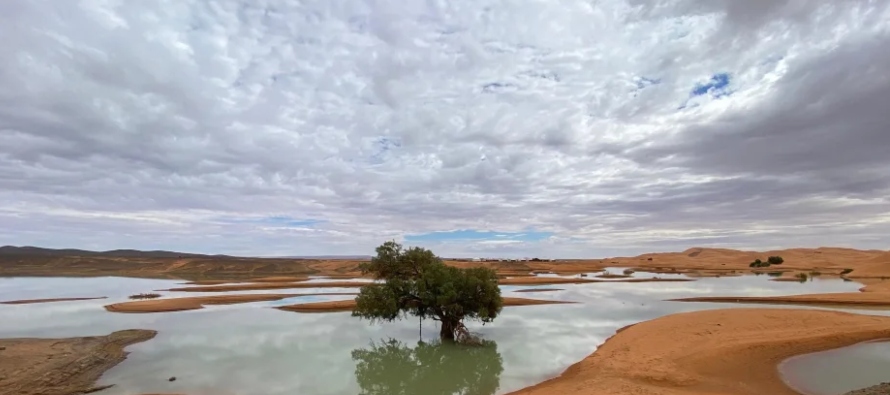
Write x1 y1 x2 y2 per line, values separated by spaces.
0 274 884 395
780 340 890 395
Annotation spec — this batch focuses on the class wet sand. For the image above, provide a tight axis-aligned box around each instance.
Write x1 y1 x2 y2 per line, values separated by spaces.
506 309 890 395
0 329 156 395
845 383 890 395
1 296 107 304
276 296 575 313
104 293 357 313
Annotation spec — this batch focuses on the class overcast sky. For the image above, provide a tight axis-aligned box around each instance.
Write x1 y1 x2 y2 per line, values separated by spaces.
1 0 889 258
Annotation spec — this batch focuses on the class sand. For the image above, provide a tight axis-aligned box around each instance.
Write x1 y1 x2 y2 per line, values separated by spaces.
506 308 890 395
5 247 888 282
104 293 357 313
670 293 890 308
0 329 156 395
845 383 890 395
1 296 107 304
277 296 575 313
513 288 564 293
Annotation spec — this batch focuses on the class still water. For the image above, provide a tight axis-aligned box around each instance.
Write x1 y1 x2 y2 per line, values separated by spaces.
0 274 883 395
780 340 890 395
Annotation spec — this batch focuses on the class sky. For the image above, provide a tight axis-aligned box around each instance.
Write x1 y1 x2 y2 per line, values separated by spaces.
1 0 889 258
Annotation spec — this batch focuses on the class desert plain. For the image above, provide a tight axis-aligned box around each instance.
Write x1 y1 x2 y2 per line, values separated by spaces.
1 246 890 395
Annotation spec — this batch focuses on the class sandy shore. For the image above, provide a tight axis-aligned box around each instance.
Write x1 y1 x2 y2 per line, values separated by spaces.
670 293 890 308
1 296 107 304
276 296 575 313
845 383 890 395
507 308 890 395
104 293 357 313
0 329 156 395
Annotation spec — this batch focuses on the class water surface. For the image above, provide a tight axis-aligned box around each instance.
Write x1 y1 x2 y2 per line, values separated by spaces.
780 340 890 395
0 274 884 395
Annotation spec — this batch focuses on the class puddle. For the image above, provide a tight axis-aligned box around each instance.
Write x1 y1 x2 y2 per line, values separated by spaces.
780 340 890 395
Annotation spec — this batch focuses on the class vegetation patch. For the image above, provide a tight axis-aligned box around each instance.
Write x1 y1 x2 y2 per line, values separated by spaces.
128 293 161 300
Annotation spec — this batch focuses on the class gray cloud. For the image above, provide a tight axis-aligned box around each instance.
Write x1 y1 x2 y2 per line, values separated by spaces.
1 0 888 257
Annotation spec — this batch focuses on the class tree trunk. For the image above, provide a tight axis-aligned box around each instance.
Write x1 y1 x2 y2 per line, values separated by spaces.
439 318 458 342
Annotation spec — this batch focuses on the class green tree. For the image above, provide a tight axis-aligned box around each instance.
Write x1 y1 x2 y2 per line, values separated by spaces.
767 256 784 265
351 338 503 395
352 241 504 342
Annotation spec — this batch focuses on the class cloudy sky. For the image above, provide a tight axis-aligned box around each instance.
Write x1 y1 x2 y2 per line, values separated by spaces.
1 0 888 258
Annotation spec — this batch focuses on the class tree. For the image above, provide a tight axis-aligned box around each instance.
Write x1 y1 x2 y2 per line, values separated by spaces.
767 256 784 265
352 241 504 342
351 338 503 395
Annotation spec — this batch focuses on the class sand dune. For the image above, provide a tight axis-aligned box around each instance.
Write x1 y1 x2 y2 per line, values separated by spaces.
104 293 357 313
507 308 890 395
1 296 107 305
276 296 575 313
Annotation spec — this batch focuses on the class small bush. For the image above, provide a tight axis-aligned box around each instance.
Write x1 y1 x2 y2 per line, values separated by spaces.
795 273 808 283
767 271 783 277
623 269 635 275
840 268 854 275
129 293 162 300
767 256 784 265
749 259 770 268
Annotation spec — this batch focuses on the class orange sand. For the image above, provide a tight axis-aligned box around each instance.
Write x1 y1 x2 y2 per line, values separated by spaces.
162 281 368 292
104 293 356 313
507 308 890 395
276 296 575 313
1 297 107 305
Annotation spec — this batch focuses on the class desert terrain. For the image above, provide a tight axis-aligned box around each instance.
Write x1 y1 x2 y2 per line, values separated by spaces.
2 245 890 394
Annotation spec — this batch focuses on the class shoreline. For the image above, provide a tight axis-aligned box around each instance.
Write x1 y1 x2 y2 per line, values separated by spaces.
505 308 890 395
104 293 357 313
0 329 157 395
1 296 107 304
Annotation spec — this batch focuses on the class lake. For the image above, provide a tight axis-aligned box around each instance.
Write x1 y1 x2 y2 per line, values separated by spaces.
0 274 885 395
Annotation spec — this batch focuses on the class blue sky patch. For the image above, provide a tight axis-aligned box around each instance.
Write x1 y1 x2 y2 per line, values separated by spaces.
405 229 554 242
691 73 731 97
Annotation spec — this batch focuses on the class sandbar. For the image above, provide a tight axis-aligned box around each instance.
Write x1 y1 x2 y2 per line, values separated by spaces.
104 293 357 313
506 308 890 395
669 293 890 308
0 329 156 395
277 296 575 313
1 296 107 305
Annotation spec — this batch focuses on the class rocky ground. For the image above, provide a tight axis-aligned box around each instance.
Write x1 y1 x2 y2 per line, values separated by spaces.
845 383 890 395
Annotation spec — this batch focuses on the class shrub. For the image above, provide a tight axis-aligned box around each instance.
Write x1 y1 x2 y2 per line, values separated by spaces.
749 259 770 268
795 273 808 283
767 256 784 265
767 272 783 277
129 293 161 300
623 269 635 275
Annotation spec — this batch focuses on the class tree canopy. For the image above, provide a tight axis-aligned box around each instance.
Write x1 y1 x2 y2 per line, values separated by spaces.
352 241 503 342
351 338 503 395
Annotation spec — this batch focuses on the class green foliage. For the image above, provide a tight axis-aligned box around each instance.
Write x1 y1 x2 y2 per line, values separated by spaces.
795 272 809 283
749 259 770 268
767 256 784 265
351 338 503 395
353 241 504 341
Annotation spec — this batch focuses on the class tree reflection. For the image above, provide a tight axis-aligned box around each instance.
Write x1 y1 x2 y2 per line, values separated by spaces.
351 338 503 395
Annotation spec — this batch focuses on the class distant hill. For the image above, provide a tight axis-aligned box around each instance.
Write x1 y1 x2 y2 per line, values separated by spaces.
0 246 220 258
0 246 370 260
